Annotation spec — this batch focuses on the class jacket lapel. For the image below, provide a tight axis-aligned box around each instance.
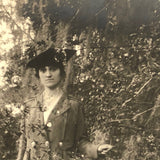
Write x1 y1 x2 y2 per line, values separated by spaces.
36 92 45 125
36 92 71 125
46 93 70 122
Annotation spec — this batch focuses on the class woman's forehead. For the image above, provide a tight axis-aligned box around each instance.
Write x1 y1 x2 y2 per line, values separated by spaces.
39 64 59 69
37 61 64 70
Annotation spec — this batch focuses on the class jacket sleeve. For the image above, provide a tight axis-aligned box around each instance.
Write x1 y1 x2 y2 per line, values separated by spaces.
75 104 99 159
16 108 27 160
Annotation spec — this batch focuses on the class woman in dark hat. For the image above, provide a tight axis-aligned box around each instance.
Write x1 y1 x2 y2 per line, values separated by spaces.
17 47 113 160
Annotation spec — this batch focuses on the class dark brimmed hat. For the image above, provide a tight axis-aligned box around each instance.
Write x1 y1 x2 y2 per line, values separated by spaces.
26 47 76 68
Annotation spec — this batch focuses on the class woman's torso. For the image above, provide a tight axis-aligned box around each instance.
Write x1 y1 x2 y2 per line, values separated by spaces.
23 93 81 160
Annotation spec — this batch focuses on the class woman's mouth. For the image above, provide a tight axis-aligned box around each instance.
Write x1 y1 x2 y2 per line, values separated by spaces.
45 79 54 81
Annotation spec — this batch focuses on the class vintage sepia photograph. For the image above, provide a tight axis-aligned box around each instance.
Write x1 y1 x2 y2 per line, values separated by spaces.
0 0 160 160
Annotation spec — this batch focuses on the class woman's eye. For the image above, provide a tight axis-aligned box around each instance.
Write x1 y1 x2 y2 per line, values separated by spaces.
39 66 58 72
39 68 46 72
49 66 57 71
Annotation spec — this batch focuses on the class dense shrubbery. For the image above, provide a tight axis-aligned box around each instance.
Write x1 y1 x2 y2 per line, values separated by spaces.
1 0 160 159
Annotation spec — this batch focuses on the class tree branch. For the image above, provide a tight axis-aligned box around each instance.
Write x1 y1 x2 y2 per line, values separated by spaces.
107 105 160 125
134 77 152 95
1 4 35 42
132 107 154 121
70 9 80 22
95 5 107 16
122 76 153 107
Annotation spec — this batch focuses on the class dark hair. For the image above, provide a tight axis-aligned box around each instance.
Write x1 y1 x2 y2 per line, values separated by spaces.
35 62 66 79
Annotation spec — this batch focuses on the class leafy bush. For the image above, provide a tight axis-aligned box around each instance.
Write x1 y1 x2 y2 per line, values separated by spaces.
1 0 160 159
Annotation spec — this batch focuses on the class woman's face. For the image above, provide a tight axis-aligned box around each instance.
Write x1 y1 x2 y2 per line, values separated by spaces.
39 65 62 89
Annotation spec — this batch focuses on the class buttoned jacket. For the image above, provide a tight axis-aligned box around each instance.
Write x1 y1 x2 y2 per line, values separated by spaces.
17 92 98 160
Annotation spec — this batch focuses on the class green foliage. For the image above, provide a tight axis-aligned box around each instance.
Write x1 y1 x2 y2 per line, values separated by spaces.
0 108 20 159
70 28 160 159
1 0 160 159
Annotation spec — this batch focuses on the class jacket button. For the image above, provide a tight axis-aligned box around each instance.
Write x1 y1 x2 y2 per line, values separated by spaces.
47 122 52 127
56 110 60 114
31 141 36 148
45 141 49 147
81 154 85 158
59 142 63 147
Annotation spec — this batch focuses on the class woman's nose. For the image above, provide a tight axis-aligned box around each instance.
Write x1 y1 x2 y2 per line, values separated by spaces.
46 69 52 77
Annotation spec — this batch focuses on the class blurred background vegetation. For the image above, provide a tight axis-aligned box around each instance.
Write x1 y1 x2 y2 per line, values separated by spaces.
1 0 160 159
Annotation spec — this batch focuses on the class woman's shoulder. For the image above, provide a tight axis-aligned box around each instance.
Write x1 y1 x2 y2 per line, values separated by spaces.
23 96 38 112
24 91 43 105
24 96 36 105
67 95 80 106
65 95 83 113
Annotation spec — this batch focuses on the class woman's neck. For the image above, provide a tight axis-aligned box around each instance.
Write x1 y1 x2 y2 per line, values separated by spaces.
44 87 63 98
